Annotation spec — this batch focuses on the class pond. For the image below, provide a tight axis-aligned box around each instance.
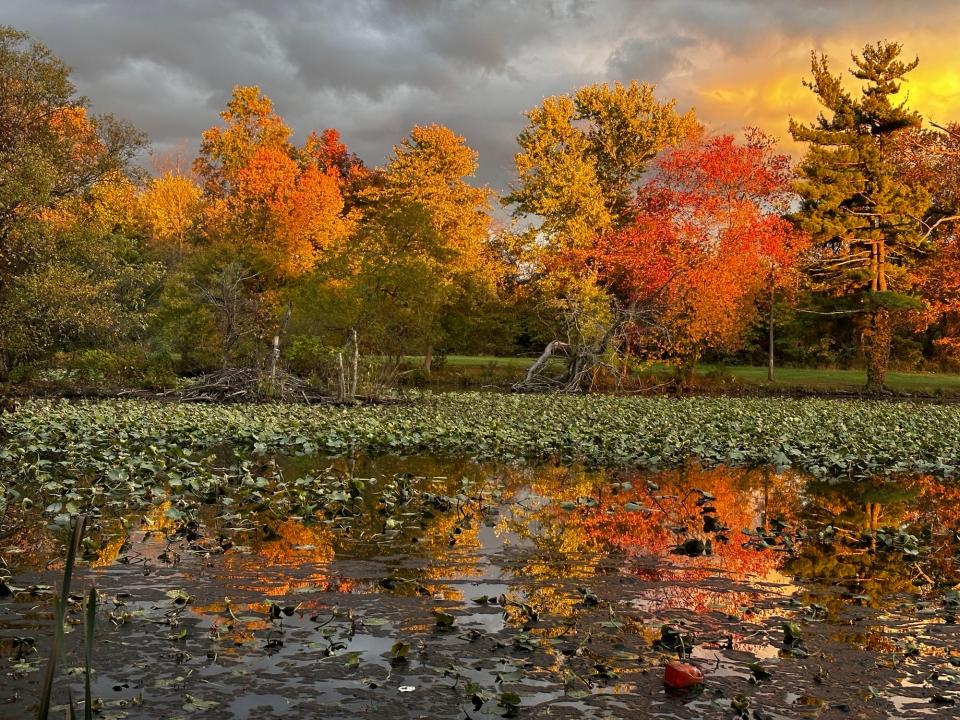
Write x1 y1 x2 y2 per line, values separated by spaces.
1 453 958 718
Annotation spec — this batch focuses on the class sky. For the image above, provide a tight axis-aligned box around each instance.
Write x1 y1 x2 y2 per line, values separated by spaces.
7 0 960 193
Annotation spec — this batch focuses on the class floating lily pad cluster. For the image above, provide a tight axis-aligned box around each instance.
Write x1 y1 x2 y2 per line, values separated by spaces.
2 394 959 499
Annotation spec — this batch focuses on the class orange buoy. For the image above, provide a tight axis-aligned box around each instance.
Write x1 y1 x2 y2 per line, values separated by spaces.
664 660 704 689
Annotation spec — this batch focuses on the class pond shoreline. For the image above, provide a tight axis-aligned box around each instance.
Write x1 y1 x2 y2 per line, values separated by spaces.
7 380 960 406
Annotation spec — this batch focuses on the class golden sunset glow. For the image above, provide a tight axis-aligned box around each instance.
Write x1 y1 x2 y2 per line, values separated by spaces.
683 30 960 154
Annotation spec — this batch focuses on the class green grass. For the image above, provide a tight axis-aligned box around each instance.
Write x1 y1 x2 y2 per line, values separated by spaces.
718 365 960 393
414 355 960 394
410 355 549 369
663 363 960 394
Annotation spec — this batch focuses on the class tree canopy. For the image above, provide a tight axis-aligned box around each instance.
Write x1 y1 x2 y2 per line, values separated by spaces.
3 25 960 396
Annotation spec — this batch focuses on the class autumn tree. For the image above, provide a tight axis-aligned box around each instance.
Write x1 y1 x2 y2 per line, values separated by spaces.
892 122 960 361
138 170 203 260
372 124 499 368
508 81 698 243
599 131 806 377
298 124 499 378
187 86 354 370
195 86 352 279
0 26 149 376
506 82 698 389
304 127 368 206
791 41 930 393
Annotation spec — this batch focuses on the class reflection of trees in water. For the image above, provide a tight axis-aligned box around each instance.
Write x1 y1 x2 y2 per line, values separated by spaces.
491 465 959 623
219 455 496 598
785 474 959 618
495 465 800 618
1 509 72 572
90 502 177 568
221 519 348 597
16 452 955 629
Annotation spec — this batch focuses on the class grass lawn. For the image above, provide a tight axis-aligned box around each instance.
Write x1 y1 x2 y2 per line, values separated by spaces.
713 364 960 394
414 355 960 395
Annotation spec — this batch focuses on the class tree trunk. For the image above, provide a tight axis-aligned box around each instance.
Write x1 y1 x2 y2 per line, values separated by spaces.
515 340 569 390
423 344 433 376
677 356 697 390
269 302 293 382
350 328 359 399
514 307 625 393
269 334 281 380
863 306 892 394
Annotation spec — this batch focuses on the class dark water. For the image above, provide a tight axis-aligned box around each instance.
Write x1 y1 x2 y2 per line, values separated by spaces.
1 456 959 719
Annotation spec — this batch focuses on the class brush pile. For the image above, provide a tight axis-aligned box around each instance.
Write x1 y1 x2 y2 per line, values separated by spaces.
175 367 327 403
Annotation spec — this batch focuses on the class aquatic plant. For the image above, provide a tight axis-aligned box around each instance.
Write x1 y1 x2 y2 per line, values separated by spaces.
37 515 85 720
3 394 960 493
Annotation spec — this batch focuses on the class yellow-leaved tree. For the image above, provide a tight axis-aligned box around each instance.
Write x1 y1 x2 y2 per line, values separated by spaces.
138 171 203 259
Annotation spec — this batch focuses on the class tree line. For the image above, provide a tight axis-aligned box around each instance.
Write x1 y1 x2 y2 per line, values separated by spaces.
2 26 958 394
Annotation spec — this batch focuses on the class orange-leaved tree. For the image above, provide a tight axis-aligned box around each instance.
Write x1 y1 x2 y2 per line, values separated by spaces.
190 85 356 369
196 86 353 279
507 82 698 390
599 130 807 373
894 122 960 361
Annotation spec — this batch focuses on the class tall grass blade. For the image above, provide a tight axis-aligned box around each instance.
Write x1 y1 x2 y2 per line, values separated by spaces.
36 515 86 720
83 585 96 720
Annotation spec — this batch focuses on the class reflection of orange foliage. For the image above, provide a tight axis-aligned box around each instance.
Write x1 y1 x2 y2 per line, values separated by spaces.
570 467 783 578
250 520 335 566
92 502 176 567
414 509 483 600
223 520 350 597
501 465 800 617
0 512 60 572
913 475 960 527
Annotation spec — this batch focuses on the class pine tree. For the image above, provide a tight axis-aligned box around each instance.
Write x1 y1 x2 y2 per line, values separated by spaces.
791 41 930 393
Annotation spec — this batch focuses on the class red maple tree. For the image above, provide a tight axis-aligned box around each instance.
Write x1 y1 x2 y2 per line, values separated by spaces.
598 129 807 363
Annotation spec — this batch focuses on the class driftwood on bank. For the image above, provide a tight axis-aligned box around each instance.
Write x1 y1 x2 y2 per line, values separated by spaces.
513 318 623 394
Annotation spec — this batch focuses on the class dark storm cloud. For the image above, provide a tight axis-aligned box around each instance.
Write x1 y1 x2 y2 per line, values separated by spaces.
6 0 960 191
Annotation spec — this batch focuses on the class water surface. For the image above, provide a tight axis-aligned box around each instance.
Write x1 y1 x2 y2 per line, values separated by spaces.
1 456 958 718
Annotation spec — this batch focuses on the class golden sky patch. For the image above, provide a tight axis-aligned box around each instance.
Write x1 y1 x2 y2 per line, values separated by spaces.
669 30 960 156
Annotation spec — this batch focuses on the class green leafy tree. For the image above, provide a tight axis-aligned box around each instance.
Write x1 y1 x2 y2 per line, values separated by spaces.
0 27 148 376
791 41 930 392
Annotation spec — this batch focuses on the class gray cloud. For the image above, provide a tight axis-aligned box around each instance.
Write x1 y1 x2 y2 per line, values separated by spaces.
6 0 960 192
607 35 698 83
